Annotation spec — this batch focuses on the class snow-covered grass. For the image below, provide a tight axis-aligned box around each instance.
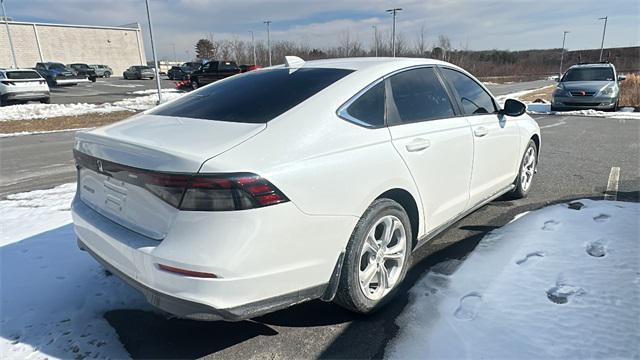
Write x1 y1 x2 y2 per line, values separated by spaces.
0 92 184 122
387 199 640 359
0 183 148 359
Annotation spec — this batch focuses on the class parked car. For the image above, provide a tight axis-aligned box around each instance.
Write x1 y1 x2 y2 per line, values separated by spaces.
167 62 201 80
0 68 50 106
35 62 87 86
123 65 155 80
89 64 113 78
69 63 97 82
72 57 540 321
189 60 240 89
552 62 625 111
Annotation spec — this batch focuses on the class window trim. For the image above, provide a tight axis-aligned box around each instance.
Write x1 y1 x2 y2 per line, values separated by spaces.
437 66 500 117
336 77 387 128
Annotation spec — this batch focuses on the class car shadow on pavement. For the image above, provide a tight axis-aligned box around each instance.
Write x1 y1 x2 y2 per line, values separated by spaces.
103 310 279 359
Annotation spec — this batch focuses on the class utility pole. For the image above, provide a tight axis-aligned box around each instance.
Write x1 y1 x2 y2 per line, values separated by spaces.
264 20 272 66
372 25 378 57
559 30 569 78
598 16 608 62
386 8 402 57
1 0 17 68
145 0 162 103
249 30 257 65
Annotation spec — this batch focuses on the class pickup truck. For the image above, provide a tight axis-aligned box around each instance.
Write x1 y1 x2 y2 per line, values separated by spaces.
35 62 88 86
189 60 240 89
69 63 98 82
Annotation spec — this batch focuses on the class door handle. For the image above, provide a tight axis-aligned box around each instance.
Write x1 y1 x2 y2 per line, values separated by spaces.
405 138 431 152
474 126 489 137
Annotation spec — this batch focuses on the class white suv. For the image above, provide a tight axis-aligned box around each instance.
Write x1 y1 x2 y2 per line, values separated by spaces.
0 68 50 106
72 57 540 320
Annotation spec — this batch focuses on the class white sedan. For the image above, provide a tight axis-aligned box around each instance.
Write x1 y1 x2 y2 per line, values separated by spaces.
72 57 540 320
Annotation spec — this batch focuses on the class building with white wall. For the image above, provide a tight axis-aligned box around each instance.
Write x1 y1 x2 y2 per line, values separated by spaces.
0 21 146 75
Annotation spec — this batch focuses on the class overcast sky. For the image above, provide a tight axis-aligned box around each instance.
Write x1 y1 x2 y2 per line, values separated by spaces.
5 0 640 61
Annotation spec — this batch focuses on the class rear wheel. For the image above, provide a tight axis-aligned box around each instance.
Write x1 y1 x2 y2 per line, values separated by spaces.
334 199 412 314
507 140 537 199
104 71 111 78
191 80 200 90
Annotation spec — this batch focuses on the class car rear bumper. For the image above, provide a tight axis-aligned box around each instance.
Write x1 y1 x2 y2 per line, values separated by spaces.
552 96 617 110
1 90 49 101
71 194 355 320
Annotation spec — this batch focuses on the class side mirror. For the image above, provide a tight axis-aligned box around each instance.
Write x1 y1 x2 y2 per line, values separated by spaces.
499 99 527 117
618 75 626 81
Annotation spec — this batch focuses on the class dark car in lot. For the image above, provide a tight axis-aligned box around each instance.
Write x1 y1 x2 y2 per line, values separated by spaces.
189 60 240 89
69 63 97 82
167 62 201 80
123 65 155 80
34 62 87 86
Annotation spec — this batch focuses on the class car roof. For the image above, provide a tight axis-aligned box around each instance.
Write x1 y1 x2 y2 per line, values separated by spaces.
0 68 42 73
568 63 615 69
291 57 453 71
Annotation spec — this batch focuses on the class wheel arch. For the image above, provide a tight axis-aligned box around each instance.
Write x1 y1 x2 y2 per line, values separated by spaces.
376 188 420 250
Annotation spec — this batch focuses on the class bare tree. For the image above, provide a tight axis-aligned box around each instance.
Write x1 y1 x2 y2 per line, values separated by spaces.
415 23 427 56
436 34 452 61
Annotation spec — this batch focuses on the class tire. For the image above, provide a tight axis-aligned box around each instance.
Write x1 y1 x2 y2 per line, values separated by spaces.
191 80 200 90
104 71 111 78
334 198 412 314
40 97 50 104
123 73 128 80
507 139 537 199
90 76 97 82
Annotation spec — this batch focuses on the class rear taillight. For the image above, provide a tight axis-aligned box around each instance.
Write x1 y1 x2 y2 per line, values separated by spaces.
1 81 15 85
180 174 289 211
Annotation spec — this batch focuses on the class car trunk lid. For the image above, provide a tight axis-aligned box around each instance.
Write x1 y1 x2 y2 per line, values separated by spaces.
74 114 266 239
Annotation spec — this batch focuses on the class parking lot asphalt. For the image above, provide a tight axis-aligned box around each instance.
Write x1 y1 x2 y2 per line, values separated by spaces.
2 111 637 358
49 77 177 104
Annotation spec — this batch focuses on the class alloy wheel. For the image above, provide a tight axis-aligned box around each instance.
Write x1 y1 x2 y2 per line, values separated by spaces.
520 147 536 192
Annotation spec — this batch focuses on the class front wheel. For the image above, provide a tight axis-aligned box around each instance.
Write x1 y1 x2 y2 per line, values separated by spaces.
507 140 537 199
334 199 412 314
104 71 111 78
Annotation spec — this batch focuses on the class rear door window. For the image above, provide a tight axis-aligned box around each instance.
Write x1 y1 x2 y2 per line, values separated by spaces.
152 68 353 123
341 81 385 127
441 68 497 115
388 67 455 124
6 71 42 79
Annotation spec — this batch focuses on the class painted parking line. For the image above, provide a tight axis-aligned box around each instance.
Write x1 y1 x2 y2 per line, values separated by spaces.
540 120 567 129
604 167 620 201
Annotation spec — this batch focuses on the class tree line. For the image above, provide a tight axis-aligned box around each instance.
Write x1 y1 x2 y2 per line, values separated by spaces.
191 33 639 78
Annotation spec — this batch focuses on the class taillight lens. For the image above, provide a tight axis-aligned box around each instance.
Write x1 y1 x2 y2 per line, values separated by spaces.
1 81 15 85
180 174 289 211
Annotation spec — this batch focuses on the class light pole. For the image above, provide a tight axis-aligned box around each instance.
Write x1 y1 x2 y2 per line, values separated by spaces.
598 16 608 62
249 30 257 65
264 20 272 66
559 30 569 78
386 8 402 57
1 0 17 68
144 0 162 104
372 25 378 57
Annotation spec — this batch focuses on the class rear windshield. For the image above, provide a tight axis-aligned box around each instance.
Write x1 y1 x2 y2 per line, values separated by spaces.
562 68 614 82
152 68 353 123
136 66 151 70
6 71 42 79
49 63 67 70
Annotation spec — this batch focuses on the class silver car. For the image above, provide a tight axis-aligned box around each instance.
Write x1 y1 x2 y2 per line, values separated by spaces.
89 64 113 78
552 63 625 111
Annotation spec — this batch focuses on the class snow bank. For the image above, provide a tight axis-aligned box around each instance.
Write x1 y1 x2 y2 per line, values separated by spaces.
0 92 184 121
527 105 640 120
0 183 148 359
387 200 640 359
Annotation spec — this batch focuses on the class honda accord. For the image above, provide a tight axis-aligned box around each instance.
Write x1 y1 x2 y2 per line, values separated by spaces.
72 57 540 320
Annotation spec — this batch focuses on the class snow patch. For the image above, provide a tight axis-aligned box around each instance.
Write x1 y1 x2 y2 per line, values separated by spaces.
0 92 185 121
0 183 149 359
387 199 640 359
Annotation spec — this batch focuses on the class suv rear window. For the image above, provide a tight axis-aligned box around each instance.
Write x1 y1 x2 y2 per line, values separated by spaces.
6 71 42 80
153 68 353 123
